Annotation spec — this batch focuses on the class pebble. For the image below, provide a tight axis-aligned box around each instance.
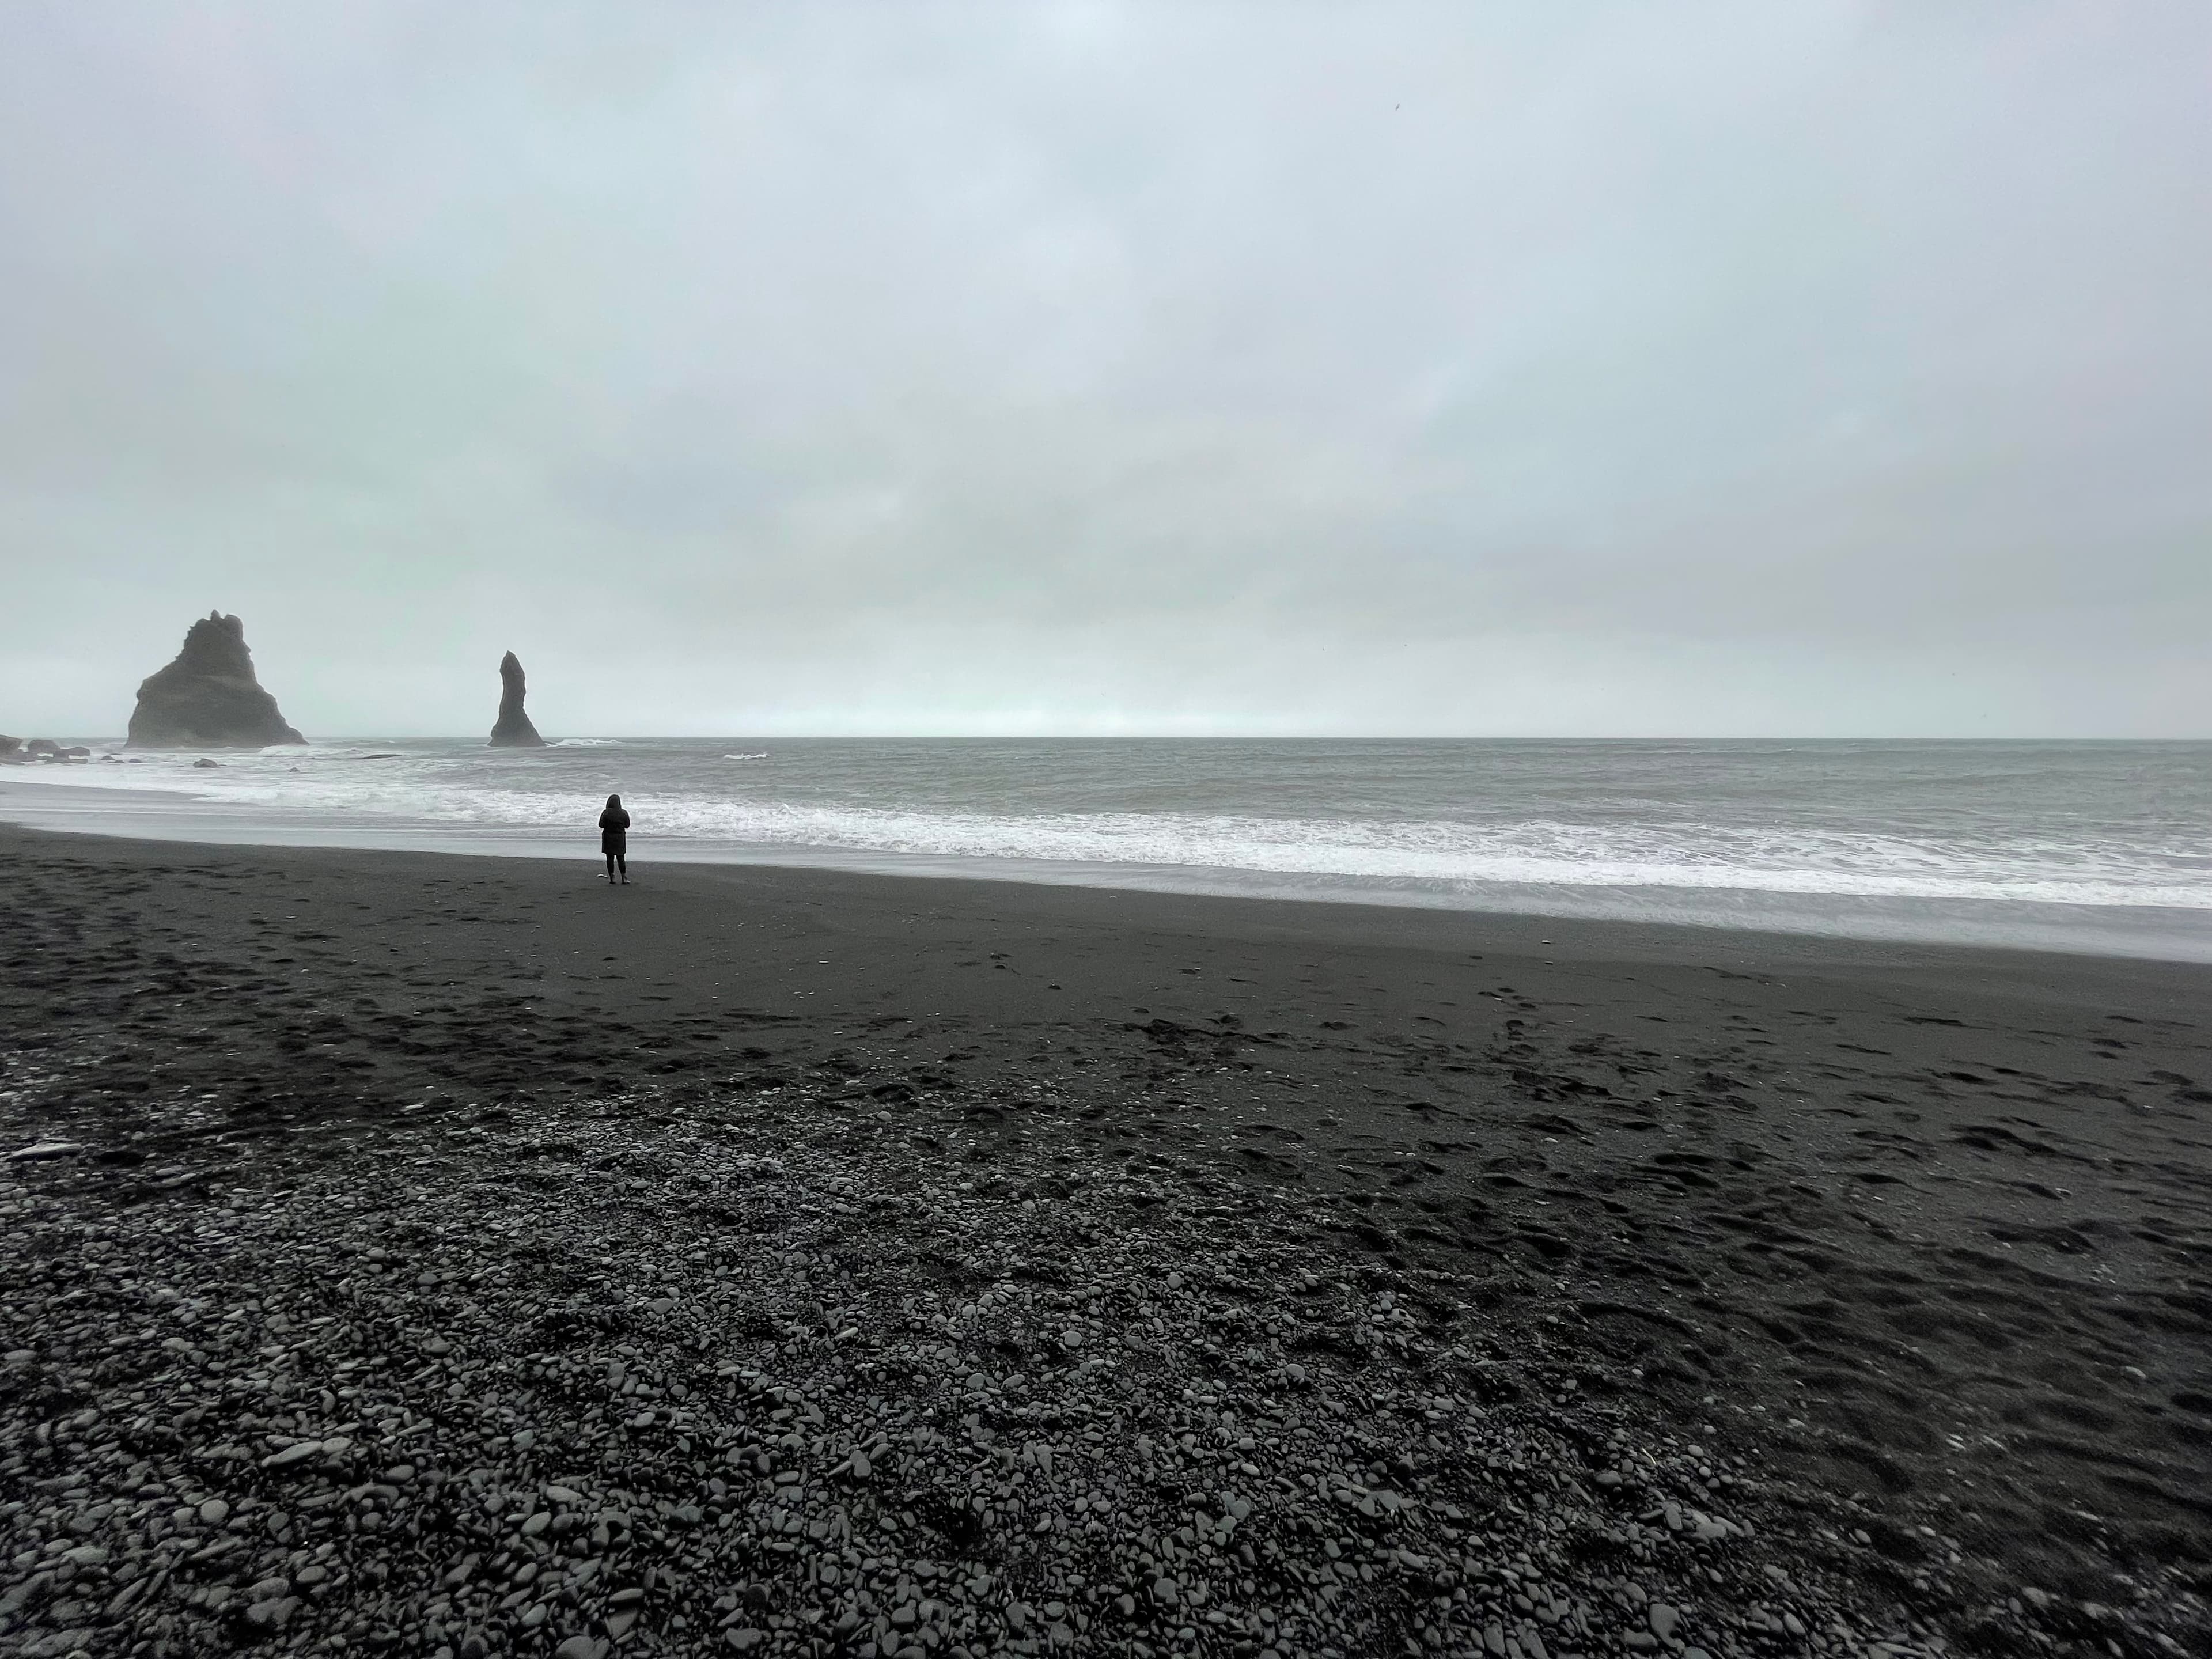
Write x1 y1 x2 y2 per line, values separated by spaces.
6 1141 85 1163
2 1084 2198 1659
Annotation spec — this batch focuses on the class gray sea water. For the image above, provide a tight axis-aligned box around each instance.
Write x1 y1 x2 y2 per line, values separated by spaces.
5 738 2208 959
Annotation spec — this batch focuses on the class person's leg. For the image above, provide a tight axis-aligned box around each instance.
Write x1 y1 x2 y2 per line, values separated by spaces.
604 852 616 881
618 853 629 884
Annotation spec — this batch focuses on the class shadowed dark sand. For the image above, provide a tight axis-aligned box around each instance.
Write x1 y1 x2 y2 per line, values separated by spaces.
4 823 2209 1642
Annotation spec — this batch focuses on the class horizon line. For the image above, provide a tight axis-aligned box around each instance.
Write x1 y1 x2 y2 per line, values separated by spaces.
17 733 2211 747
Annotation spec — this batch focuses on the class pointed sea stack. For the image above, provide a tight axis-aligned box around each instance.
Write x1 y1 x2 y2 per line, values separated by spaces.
126 612 305 748
488 651 547 747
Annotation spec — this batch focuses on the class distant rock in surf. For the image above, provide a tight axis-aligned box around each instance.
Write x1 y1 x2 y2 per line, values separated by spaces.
4 736 93 763
127 612 305 749
488 652 547 748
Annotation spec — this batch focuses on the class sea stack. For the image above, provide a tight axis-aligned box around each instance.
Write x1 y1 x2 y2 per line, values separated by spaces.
488 651 547 747
126 612 305 748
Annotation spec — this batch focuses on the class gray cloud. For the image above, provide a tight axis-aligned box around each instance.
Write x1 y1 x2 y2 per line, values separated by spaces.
2 2 2207 737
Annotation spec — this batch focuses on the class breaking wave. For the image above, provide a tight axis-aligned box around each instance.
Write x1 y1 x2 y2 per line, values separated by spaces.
9 740 2206 914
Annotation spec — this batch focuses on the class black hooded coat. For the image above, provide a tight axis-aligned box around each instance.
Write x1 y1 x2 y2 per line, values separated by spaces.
599 797 630 854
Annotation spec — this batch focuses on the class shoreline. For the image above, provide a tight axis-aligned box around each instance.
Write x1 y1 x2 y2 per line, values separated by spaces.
3 777 2206 965
3 822 2209 1657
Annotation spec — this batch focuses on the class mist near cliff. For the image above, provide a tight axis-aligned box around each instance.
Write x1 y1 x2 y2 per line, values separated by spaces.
2 5 2207 738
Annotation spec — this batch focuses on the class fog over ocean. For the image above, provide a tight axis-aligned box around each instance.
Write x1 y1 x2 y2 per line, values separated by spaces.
7 738 2206 960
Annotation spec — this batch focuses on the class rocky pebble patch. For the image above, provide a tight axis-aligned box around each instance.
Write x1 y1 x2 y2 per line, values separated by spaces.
2 1082 2196 1659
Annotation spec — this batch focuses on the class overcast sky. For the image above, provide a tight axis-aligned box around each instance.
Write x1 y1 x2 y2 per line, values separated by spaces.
3 3 2207 738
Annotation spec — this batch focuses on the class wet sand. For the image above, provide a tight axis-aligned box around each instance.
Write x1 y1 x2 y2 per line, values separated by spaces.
3 823 2209 1654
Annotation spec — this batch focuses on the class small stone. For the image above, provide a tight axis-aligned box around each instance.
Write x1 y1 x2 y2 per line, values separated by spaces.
199 1498 231 1525
7 1141 86 1162
244 1596 300 1632
554 1639 599 1659
605 1609 638 1638
1650 1602 1680 1641
62 1545 109 1567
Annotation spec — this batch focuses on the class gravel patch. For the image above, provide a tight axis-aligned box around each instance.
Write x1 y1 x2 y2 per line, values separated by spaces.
1 1082 2192 1658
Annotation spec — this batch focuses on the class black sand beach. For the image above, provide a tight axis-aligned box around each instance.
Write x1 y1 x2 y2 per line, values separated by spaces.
3 824 2208 1659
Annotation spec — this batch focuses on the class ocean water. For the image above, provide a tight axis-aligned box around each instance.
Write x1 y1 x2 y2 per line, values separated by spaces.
5 738 2209 959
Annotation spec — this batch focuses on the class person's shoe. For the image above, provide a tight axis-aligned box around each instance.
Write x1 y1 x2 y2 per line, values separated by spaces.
620 876 631 885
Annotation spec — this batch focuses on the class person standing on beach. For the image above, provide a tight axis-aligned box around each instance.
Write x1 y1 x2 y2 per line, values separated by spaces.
599 793 631 884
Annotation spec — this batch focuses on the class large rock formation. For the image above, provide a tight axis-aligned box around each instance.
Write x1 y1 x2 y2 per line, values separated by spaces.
488 651 547 747
126 612 305 748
